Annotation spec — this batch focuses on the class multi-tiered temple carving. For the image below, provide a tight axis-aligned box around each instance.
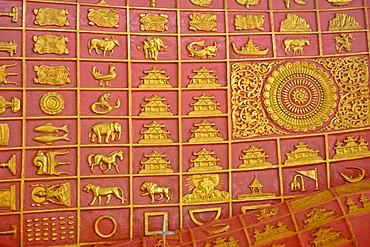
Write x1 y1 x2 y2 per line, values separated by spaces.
140 95 173 117
189 93 222 116
237 174 276 199
333 136 370 159
139 121 173 144
189 119 223 143
310 227 348 247
139 67 171 88
187 66 221 88
303 207 338 228
188 148 222 172
238 146 273 169
253 222 293 245
284 142 324 165
346 195 370 214
139 151 173 174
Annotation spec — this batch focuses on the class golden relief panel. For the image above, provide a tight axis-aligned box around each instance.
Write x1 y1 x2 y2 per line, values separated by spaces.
1 0 370 246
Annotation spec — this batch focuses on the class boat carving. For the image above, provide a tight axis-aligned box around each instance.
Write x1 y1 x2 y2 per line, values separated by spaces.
340 166 365 183
231 38 268 56
327 0 352 5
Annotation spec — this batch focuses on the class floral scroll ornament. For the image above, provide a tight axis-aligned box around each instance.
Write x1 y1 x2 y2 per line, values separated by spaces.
316 56 370 130
231 62 282 138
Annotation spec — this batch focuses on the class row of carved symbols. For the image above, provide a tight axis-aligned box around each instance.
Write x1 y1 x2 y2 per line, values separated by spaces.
0 33 358 59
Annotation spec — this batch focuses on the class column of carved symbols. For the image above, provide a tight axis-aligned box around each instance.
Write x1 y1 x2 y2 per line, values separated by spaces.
78 0 130 244
178 0 231 235
129 0 180 239
0 1 22 245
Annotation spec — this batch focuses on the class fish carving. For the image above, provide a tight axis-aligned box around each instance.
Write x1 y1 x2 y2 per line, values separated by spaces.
34 133 69 145
34 123 68 133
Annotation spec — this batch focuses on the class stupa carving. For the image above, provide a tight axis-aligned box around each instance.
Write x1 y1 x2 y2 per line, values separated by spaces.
237 174 276 199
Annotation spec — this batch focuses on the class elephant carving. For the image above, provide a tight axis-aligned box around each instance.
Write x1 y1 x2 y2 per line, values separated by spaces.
88 122 122 143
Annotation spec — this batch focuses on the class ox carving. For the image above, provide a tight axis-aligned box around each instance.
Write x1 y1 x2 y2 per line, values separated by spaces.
187 40 218 58
88 121 122 143
88 37 119 56
283 37 310 55
137 37 168 60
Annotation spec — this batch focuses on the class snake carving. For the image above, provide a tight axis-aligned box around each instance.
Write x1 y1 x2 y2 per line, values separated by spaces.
91 92 120 115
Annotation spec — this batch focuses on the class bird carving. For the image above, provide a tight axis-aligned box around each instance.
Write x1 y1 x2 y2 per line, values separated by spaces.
91 65 117 86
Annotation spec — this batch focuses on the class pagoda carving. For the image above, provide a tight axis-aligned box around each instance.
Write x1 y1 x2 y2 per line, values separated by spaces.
139 67 171 88
189 119 223 143
333 136 370 159
238 146 273 169
139 121 173 144
139 151 173 174
310 227 349 247
188 148 222 172
303 207 338 228
346 195 370 214
189 93 222 116
237 174 276 199
284 142 324 165
204 237 240 247
140 94 173 117
187 66 221 88
253 222 293 245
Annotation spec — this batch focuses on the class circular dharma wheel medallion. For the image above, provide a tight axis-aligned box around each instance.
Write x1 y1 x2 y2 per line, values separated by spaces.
264 62 337 132
40 92 65 115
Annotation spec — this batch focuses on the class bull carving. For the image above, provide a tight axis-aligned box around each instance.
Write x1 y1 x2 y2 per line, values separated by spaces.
88 37 119 56
283 37 310 56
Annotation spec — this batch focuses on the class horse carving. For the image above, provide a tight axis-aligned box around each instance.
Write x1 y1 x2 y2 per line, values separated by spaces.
88 150 123 173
